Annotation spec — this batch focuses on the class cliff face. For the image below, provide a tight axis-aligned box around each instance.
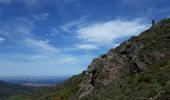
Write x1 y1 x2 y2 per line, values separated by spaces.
77 18 170 99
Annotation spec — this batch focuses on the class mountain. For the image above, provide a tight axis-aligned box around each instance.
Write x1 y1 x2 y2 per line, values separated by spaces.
0 80 34 99
8 18 170 100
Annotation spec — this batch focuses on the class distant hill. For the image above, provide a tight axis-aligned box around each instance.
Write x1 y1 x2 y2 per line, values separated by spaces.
0 80 34 99
7 18 170 100
0 75 70 86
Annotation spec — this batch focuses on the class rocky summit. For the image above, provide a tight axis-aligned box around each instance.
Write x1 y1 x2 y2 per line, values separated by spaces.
7 18 170 100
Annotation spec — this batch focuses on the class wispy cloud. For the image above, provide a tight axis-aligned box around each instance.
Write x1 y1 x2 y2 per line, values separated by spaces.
0 37 5 42
0 18 34 40
23 38 59 54
58 57 77 64
31 13 49 21
59 17 150 50
0 17 58 60
46 28 59 37
75 44 98 50
74 18 149 50
76 18 149 44
60 16 88 32
0 52 95 75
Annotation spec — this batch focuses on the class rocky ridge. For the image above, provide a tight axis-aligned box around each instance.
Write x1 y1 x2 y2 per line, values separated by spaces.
77 18 170 99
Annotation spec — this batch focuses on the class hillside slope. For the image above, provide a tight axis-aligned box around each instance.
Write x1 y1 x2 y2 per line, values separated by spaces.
8 18 170 100
75 18 170 100
0 80 34 99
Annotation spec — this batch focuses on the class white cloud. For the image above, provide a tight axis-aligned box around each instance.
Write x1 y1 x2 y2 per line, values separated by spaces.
0 18 34 40
23 38 59 54
60 16 88 32
0 37 5 42
76 18 149 45
59 17 149 51
112 43 120 48
32 13 49 21
58 57 77 64
75 44 98 50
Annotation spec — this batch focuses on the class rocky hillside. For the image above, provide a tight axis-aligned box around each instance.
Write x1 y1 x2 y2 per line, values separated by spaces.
77 18 170 98
7 18 170 100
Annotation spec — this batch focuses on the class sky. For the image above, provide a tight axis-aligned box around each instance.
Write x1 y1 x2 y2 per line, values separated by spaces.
0 0 170 76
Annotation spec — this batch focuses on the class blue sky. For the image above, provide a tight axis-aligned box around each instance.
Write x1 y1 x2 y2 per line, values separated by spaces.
0 0 170 76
